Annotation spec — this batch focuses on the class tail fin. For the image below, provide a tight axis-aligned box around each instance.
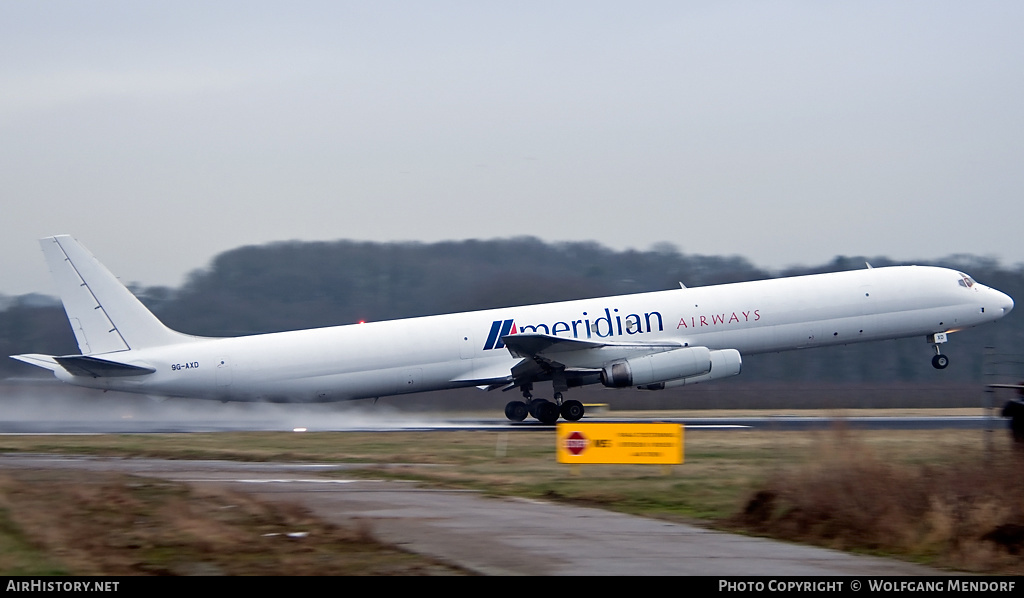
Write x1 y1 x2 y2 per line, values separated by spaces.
39 235 196 354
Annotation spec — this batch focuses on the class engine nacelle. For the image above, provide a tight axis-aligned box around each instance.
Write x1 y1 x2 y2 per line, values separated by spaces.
639 349 743 390
601 346 712 388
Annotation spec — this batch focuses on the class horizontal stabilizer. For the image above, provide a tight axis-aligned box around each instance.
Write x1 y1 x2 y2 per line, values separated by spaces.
9 353 62 372
53 355 156 378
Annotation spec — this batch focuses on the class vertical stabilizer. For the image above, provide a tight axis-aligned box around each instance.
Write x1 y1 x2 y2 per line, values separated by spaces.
40 235 196 354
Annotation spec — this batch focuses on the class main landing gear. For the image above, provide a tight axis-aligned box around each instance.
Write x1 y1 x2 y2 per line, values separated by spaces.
505 389 584 425
929 332 950 370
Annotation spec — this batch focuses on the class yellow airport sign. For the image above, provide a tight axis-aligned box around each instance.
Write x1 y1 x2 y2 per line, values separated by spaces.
556 422 684 464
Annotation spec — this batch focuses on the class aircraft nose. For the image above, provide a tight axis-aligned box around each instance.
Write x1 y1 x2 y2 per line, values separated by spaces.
996 289 1014 317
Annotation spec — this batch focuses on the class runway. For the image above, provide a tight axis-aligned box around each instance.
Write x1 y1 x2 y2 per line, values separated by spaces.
0 383 1011 433
0 453 940 576
0 412 1010 434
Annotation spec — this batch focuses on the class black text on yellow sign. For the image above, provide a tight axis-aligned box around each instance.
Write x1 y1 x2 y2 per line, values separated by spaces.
556 423 684 464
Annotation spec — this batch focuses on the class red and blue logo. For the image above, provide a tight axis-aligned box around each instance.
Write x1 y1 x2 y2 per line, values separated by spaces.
483 319 517 350
483 308 668 351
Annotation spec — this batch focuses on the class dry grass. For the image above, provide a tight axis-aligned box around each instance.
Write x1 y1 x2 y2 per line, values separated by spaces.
0 468 465 575
728 425 1024 573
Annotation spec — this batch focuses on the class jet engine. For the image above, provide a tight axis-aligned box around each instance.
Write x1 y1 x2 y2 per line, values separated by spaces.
638 349 742 389
600 346 712 388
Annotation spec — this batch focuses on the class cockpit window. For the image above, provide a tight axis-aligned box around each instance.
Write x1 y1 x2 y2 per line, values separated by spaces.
957 273 975 288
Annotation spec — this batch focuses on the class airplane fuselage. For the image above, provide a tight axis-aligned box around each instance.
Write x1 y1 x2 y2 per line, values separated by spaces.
48 264 1013 403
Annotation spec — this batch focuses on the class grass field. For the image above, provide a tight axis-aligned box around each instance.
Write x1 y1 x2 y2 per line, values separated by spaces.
0 414 1021 574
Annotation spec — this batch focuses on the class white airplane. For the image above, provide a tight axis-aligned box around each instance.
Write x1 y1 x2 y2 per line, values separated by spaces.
11 236 1016 424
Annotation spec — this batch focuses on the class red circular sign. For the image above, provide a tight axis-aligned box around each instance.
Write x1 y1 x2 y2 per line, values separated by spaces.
565 431 588 456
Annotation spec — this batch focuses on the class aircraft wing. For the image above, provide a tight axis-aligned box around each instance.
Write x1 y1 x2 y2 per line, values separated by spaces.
501 333 684 369
449 360 519 386
499 333 740 391
451 334 688 391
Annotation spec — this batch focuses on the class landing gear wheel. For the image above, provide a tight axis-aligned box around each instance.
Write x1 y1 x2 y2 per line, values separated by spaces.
527 398 547 418
932 354 949 369
504 400 528 422
535 400 560 425
560 400 585 421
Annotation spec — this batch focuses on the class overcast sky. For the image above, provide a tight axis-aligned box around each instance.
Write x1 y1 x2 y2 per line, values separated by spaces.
2 1 1023 296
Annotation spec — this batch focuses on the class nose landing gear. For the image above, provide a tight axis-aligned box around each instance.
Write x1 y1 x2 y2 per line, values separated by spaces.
929 332 950 369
